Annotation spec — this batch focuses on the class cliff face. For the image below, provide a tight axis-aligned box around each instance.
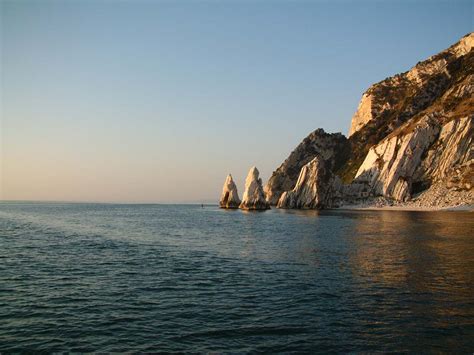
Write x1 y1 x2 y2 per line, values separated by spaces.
420 117 473 191
338 32 474 184
348 33 473 137
353 115 473 201
350 31 473 202
264 129 348 205
277 156 341 209
265 33 474 209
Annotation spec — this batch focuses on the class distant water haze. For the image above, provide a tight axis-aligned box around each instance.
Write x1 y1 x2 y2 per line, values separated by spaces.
1 0 472 202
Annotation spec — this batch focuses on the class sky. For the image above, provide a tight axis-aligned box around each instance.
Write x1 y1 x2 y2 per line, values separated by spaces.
1 0 472 203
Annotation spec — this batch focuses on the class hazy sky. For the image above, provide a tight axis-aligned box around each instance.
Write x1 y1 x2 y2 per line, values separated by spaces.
1 0 472 203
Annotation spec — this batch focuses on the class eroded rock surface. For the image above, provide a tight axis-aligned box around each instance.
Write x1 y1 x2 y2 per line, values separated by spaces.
264 129 348 205
354 119 439 201
337 32 474 184
277 156 341 209
221 33 474 210
419 116 473 190
219 174 241 209
240 167 270 210
348 32 474 137
353 113 472 202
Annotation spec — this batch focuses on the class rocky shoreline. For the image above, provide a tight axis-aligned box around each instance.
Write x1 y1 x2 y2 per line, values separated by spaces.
219 33 474 211
339 183 474 211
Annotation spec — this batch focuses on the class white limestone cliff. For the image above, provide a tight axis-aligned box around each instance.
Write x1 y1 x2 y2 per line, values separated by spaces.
348 32 474 137
354 119 439 201
264 129 347 205
348 93 384 137
419 116 473 190
220 33 473 210
240 167 270 210
277 156 341 209
353 115 473 202
219 174 241 209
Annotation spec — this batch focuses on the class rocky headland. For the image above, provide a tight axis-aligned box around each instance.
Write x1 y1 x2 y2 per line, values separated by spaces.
277 156 342 209
264 129 348 205
220 33 473 211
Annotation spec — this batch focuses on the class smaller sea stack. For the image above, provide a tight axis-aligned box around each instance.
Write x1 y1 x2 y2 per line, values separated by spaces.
219 174 241 209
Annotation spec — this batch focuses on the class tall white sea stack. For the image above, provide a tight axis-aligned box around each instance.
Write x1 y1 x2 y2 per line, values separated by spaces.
219 174 241 209
239 167 270 210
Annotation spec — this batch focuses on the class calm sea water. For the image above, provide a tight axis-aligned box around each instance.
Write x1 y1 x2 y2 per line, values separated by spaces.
0 202 473 352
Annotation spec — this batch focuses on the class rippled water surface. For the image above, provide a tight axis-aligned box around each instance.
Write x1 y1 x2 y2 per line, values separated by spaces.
0 202 473 352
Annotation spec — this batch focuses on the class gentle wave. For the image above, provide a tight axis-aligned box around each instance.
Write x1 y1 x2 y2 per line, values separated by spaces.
0 202 473 352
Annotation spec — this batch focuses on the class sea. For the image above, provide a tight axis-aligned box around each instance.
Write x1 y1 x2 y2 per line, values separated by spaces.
0 202 473 353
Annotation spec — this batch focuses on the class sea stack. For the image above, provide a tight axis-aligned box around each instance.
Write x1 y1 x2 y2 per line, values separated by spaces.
219 174 241 209
239 167 270 210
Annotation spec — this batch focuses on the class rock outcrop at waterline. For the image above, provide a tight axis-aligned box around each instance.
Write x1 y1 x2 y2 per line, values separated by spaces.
240 167 270 210
264 129 348 205
269 32 474 210
353 115 473 202
219 174 241 209
277 156 341 209
220 33 473 210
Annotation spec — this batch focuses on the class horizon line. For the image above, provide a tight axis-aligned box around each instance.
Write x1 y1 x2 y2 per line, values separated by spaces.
0 199 219 205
